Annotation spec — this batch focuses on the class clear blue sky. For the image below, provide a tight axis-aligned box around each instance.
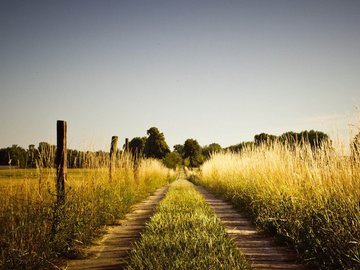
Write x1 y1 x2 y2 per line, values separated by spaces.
1 0 359 151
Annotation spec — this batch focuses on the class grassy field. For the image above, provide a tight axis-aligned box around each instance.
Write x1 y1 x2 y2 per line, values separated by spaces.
199 143 360 270
126 180 249 270
0 155 175 269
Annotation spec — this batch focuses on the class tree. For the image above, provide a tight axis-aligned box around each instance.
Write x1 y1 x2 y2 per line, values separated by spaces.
183 139 204 167
280 130 330 149
173 144 185 156
129 137 147 159
0 148 9 166
27 144 39 168
279 131 298 146
300 130 330 149
38 142 56 168
143 127 170 159
162 152 182 169
0 145 27 167
67 149 79 168
254 133 277 146
226 141 255 153
202 143 222 159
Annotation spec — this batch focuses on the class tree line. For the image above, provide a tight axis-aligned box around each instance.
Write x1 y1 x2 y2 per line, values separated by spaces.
1 127 359 169
0 142 111 168
227 130 331 152
128 128 351 169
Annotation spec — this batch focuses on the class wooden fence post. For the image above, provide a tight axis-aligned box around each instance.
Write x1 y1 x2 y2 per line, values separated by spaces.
109 136 118 181
55 120 67 205
125 138 129 152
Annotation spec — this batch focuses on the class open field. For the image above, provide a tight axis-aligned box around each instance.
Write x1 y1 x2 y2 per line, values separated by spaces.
199 143 360 270
1 142 359 269
0 156 175 269
127 180 249 270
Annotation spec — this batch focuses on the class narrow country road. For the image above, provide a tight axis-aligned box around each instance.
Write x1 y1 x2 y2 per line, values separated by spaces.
194 183 313 270
66 185 169 270
67 179 313 270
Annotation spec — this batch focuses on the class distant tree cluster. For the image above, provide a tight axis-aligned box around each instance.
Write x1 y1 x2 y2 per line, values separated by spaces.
126 127 224 169
227 130 331 153
162 140 223 169
4 127 358 170
254 133 277 145
143 127 170 159
226 141 255 152
278 130 330 149
128 127 170 160
183 139 204 167
128 137 146 159
162 151 182 169
0 126 173 169
0 142 110 169
0 145 27 167
202 143 222 159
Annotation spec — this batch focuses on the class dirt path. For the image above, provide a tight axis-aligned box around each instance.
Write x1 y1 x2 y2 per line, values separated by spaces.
66 180 313 270
66 185 169 270
194 183 313 270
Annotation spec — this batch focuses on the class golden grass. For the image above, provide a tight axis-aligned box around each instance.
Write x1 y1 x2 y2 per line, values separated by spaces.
0 154 175 269
200 143 360 270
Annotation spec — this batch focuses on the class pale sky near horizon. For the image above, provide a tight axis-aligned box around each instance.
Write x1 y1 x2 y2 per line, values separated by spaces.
1 0 360 152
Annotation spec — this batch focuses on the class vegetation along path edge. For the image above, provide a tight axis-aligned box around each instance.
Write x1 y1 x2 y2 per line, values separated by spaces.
66 184 170 270
193 182 314 270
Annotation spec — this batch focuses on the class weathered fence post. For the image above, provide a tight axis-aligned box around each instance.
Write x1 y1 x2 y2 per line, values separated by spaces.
51 120 67 241
125 138 129 152
109 136 118 181
55 120 67 205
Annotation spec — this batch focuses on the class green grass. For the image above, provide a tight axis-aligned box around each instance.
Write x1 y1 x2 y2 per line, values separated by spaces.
0 157 175 269
127 180 249 270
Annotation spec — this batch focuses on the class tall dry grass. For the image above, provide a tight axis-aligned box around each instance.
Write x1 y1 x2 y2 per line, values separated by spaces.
200 142 360 270
0 152 175 269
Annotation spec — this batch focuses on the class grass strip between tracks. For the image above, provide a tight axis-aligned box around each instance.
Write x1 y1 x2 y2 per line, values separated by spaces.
127 179 249 270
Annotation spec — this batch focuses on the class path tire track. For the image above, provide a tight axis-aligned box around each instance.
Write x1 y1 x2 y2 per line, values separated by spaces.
66 185 169 270
194 183 314 270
